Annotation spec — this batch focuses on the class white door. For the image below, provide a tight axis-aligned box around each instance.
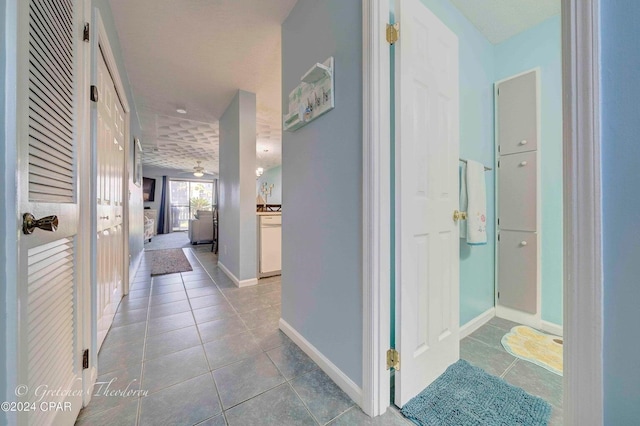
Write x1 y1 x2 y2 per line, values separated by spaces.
16 0 85 423
394 0 460 407
96 50 126 350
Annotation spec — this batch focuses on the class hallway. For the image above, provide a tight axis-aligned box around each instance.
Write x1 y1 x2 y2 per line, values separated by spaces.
76 247 410 425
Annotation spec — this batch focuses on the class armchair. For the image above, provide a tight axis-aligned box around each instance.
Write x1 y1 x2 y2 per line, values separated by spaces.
188 210 214 244
144 209 157 242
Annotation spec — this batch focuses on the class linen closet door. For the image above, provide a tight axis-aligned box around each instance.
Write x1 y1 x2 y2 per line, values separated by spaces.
15 0 86 424
496 70 540 323
96 50 126 350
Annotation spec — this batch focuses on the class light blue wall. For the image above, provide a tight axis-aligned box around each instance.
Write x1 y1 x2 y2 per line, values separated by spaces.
237 91 258 281
417 0 497 325
219 92 241 278
93 0 144 278
494 16 563 326
256 165 282 204
218 90 257 281
601 1 640 422
282 0 363 387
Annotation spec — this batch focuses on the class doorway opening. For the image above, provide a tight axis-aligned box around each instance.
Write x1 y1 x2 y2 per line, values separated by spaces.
384 0 566 422
168 180 216 232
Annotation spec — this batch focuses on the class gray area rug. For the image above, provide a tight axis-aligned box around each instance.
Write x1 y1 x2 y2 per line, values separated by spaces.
401 359 551 426
150 248 193 276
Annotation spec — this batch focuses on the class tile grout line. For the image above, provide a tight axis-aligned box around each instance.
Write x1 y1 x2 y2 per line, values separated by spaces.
181 252 234 425
79 264 152 423
190 249 298 421
500 358 519 379
465 334 502 350
282 362 354 425
138 261 227 423
190 248 268 338
325 406 358 425
285 381 323 426
135 265 153 426
179 250 305 422
219 381 291 413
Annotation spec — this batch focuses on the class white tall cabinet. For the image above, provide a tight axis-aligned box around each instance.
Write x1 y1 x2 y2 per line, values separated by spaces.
495 70 541 328
258 213 282 277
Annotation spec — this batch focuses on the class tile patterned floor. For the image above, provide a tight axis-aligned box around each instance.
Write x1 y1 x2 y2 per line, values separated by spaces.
76 248 410 425
460 318 564 426
78 234 561 425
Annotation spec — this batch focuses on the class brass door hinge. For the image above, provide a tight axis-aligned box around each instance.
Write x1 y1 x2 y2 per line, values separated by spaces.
386 23 399 45
83 23 90 42
387 348 400 370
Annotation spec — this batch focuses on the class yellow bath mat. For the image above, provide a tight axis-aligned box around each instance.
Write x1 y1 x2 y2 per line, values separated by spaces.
501 326 563 376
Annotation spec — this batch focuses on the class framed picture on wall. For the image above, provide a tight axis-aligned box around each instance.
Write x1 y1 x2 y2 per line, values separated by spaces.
133 138 142 186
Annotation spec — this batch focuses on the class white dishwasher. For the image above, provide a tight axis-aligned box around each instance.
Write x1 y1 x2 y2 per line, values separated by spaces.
259 214 281 277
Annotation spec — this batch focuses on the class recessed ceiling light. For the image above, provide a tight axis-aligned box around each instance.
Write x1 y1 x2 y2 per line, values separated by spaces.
176 108 187 114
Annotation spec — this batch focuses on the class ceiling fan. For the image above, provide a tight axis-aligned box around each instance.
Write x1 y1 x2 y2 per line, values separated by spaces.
192 161 205 177
177 161 212 178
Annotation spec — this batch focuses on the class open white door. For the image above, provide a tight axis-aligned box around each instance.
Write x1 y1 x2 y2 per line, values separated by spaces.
394 0 460 407
15 0 86 423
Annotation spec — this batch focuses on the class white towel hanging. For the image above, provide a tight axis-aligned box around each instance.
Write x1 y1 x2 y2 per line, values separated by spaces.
459 162 468 239
465 160 487 245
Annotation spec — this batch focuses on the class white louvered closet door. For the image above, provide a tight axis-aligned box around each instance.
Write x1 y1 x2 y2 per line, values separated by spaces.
17 0 84 424
96 50 125 350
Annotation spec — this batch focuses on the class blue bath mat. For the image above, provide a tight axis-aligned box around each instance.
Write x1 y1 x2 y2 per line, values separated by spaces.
401 359 551 426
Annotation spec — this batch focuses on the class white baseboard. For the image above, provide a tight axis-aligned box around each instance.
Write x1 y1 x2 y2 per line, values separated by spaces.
496 305 541 330
127 251 144 294
279 319 363 406
460 307 495 339
541 320 563 337
218 261 257 288
82 366 97 407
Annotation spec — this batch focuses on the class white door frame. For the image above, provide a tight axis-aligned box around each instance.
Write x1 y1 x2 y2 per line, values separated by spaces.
1 2 22 424
560 0 603 424
362 0 391 417
78 0 94 405
361 0 603 423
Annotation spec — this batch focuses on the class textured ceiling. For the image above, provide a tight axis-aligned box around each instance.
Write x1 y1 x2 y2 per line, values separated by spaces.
450 0 560 44
108 0 559 176
108 0 297 175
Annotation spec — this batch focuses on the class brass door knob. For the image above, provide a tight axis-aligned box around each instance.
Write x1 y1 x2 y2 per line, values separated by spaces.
22 213 59 234
453 210 467 222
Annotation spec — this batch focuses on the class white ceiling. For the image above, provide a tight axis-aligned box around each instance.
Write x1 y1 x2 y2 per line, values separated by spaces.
108 0 297 175
450 0 560 44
